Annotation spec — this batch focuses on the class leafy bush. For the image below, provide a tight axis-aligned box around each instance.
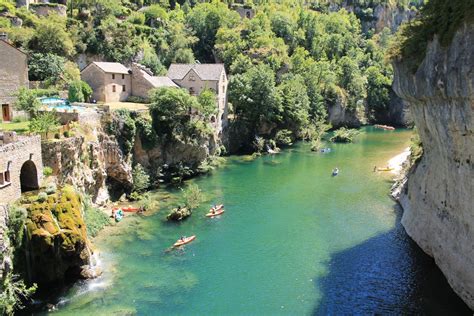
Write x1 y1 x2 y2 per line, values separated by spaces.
7 205 27 249
0 273 37 315
253 136 265 153
29 111 59 136
132 163 150 193
139 193 158 211
330 127 360 143
68 80 93 102
28 53 66 82
183 183 203 210
45 183 57 195
126 96 147 103
83 196 110 237
63 130 70 138
43 166 53 176
15 87 41 116
37 192 48 202
274 129 293 146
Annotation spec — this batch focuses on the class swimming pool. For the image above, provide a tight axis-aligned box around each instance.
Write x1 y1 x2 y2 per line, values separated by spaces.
39 97 85 112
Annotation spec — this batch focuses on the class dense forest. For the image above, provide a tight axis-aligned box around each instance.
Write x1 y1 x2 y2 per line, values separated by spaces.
0 0 423 151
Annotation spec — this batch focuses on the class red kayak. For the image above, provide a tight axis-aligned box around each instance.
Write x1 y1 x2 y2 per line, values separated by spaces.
113 206 139 212
173 235 196 248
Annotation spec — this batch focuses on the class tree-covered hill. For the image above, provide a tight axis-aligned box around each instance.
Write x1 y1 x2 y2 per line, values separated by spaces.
0 0 421 151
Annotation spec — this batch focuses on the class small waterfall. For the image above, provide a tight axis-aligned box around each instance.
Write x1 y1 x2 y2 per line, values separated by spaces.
50 212 62 232
85 246 101 278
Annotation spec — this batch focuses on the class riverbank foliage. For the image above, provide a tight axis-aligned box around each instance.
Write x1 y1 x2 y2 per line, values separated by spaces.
83 196 110 238
330 127 360 143
1 0 403 150
389 0 474 71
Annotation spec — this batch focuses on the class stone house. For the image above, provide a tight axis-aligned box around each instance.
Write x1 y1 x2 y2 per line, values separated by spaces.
167 64 228 134
0 133 43 206
81 62 178 102
0 36 29 122
130 63 178 100
81 62 132 102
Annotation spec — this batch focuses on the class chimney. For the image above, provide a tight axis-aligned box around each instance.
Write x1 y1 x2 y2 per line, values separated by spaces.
0 32 7 42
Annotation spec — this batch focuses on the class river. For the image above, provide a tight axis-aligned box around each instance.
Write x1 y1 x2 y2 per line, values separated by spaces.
49 127 470 315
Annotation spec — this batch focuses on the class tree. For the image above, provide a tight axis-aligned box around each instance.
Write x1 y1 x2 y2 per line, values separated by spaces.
183 183 203 210
28 14 75 57
68 80 93 102
28 112 59 137
149 87 202 141
28 53 65 82
277 74 310 134
365 66 391 120
228 64 281 134
132 163 150 193
15 87 41 116
197 88 217 119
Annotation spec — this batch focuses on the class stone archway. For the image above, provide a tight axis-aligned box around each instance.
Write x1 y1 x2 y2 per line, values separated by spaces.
20 160 39 192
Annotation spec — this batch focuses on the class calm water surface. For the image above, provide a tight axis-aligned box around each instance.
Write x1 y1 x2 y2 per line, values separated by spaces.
49 127 470 315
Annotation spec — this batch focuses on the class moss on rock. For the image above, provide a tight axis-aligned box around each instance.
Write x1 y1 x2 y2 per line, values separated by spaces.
24 185 92 286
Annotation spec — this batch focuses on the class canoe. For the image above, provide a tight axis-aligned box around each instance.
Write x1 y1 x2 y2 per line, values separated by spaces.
173 235 196 247
374 124 395 131
377 167 394 171
113 206 139 212
206 209 225 217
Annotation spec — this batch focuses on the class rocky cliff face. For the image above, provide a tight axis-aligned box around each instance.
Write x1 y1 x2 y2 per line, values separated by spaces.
25 186 92 286
328 1 418 33
42 133 133 205
393 22 474 309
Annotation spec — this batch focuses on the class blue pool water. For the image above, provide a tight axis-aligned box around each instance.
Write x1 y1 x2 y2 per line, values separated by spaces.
39 97 85 112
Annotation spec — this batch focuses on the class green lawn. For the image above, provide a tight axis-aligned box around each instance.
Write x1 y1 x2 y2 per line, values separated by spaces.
0 121 30 134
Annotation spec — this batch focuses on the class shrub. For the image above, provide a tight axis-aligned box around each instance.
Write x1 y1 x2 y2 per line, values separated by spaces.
183 183 203 210
7 205 27 249
45 183 57 195
139 193 158 211
330 127 360 143
83 196 110 237
132 163 150 193
54 133 60 139
43 166 53 176
126 96 147 103
129 191 142 201
253 136 265 153
275 129 293 146
63 130 70 138
37 192 48 202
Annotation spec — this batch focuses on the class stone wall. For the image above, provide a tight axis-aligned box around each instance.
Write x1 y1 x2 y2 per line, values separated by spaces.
0 40 28 107
393 22 474 309
0 136 43 205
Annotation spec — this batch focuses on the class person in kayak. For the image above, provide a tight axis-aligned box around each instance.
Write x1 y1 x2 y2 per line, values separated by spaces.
180 236 185 241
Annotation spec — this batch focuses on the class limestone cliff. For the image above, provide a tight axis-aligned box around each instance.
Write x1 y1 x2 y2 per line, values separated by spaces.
24 186 92 286
393 22 474 309
42 132 133 205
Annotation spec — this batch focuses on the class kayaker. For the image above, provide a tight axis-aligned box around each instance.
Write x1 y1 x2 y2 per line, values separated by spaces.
373 166 377 172
180 236 185 241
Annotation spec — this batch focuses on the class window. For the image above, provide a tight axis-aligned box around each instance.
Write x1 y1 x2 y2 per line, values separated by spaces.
112 85 116 92
4 171 10 182
122 85 126 92
112 74 115 80
189 74 195 81
189 87 195 95
122 74 125 79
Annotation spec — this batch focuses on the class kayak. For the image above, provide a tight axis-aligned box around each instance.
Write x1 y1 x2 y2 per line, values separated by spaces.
173 235 196 248
377 167 394 171
332 169 339 176
113 206 139 212
374 124 395 131
206 209 225 217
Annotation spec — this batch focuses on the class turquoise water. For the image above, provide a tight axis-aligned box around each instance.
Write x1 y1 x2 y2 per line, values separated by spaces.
46 127 469 315
39 97 85 111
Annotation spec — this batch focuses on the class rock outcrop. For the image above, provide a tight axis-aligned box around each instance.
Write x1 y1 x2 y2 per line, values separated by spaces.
393 22 474 309
24 186 92 285
42 133 132 205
